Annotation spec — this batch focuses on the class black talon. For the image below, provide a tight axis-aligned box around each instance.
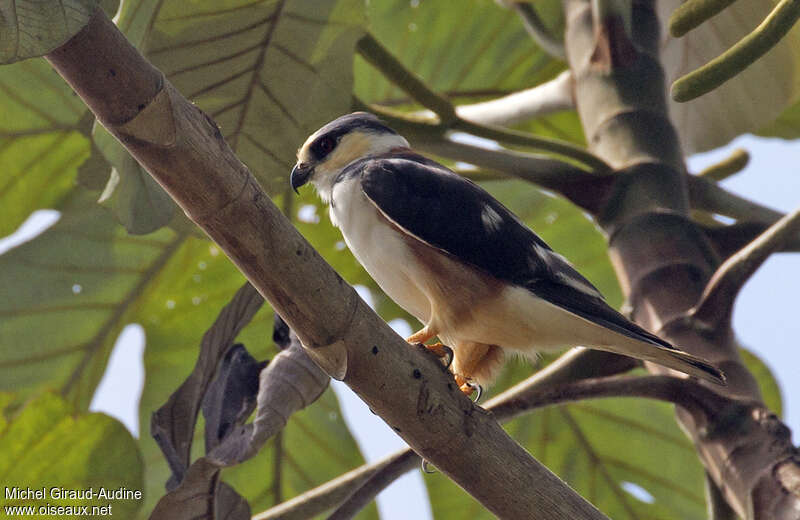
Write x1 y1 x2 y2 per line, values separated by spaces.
469 382 483 403
442 345 454 368
421 459 436 474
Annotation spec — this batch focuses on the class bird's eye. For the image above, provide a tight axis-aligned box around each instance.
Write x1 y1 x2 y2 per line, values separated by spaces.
314 136 336 159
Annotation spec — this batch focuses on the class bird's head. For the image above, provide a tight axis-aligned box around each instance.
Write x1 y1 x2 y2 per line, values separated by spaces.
291 112 409 201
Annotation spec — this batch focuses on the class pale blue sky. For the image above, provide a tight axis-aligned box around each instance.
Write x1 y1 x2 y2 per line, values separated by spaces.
0 135 796 520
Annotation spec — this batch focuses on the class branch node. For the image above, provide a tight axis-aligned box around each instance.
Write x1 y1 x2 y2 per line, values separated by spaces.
117 81 177 146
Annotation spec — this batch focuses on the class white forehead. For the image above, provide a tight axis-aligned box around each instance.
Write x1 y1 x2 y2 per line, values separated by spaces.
296 125 409 164
296 127 324 163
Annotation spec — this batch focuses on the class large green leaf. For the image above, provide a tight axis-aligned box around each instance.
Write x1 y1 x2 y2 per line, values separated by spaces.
130 221 376 518
0 190 181 407
94 123 176 234
0 185 376 518
0 392 144 519
0 58 89 236
0 0 95 63
116 0 365 197
356 0 563 105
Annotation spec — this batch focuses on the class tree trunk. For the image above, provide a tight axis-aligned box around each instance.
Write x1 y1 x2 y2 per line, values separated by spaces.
564 0 800 517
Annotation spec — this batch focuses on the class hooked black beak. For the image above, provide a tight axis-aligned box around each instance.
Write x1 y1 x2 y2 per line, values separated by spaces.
290 163 313 194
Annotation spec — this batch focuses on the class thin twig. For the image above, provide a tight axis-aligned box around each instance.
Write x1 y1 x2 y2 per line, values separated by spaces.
687 174 784 224
416 71 574 127
512 2 567 59
697 148 749 181
356 34 456 124
252 451 418 520
417 138 595 183
671 0 800 102
692 205 800 329
490 374 729 420
451 117 611 173
326 451 419 520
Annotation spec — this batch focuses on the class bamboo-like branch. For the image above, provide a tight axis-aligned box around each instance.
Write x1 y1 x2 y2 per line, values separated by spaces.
671 0 800 102
689 175 800 252
46 9 608 520
691 205 800 329
697 148 749 181
669 0 740 37
512 2 567 59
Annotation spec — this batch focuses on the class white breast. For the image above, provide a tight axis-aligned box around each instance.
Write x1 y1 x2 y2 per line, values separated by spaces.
329 177 432 322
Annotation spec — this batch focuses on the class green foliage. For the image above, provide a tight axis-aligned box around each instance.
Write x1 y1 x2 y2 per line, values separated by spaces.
0 59 89 236
94 123 176 234
0 0 96 63
119 0 366 197
0 392 144 518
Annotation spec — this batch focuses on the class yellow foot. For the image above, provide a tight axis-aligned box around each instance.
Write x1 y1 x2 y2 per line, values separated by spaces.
406 326 435 345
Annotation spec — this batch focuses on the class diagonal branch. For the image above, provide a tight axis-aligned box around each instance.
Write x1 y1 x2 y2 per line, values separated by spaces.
256 348 639 519
691 205 800 330
325 451 419 520
687 174 784 224
356 34 456 124
46 9 608 520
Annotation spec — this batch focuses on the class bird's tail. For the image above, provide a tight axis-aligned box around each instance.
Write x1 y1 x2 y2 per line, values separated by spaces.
594 337 726 385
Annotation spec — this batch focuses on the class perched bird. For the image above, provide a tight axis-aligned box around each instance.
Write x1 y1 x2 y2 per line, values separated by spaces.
291 112 724 394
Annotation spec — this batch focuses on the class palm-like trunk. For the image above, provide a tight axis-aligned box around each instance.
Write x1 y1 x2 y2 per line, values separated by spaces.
564 0 800 516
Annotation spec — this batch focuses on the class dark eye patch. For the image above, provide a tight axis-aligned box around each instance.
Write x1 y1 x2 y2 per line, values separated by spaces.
311 134 337 160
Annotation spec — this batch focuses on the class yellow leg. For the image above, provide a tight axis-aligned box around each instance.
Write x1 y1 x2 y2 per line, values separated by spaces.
406 326 435 345
407 327 452 364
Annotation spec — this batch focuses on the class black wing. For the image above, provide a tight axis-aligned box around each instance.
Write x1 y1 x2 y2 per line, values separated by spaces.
354 152 673 349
